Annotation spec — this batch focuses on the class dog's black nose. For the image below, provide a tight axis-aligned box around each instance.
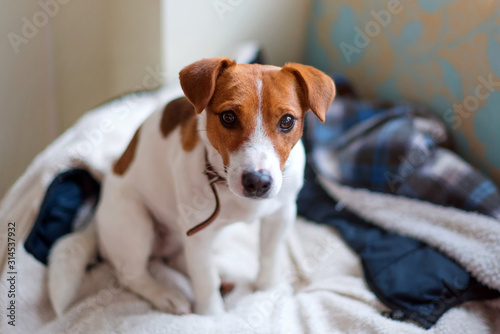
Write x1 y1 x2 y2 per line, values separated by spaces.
242 170 272 198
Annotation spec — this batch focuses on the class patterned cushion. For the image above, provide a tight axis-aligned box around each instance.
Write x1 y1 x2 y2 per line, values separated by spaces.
305 0 500 186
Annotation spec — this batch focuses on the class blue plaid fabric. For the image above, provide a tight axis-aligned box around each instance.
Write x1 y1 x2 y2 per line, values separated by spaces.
306 78 500 219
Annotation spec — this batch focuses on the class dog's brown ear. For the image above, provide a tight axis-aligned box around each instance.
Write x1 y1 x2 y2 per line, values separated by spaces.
179 57 236 114
282 63 335 122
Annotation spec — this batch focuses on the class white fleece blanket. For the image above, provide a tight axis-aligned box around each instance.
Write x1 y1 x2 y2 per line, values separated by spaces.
1 86 499 334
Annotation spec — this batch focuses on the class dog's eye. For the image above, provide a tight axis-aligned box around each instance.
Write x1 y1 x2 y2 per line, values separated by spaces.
220 110 237 128
279 114 295 132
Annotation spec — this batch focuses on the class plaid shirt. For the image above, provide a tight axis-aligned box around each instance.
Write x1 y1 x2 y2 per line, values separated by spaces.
305 78 500 219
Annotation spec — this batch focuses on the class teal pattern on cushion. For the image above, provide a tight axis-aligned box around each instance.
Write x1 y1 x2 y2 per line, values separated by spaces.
439 59 463 101
418 0 450 13
305 0 500 185
475 92 500 167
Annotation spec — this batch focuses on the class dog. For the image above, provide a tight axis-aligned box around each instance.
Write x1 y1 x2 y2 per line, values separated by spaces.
48 57 335 316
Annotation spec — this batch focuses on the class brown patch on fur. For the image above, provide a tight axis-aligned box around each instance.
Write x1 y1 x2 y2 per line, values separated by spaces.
260 72 305 169
161 96 199 151
113 126 141 175
180 115 199 151
281 63 336 123
180 57 236 114
220 282 235 296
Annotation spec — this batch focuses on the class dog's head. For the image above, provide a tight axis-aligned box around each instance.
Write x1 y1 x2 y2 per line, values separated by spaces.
180 58 335 199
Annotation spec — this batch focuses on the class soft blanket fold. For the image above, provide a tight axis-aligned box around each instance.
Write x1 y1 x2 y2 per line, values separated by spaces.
298 162 500 328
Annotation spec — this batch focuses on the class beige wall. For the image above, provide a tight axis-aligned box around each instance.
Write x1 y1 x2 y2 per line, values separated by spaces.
162 0 312 84
0 1 58 197
52 0 162 131
0 0 161 196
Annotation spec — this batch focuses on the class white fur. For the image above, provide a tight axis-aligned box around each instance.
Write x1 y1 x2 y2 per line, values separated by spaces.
49 79 306 315
226 79 283 198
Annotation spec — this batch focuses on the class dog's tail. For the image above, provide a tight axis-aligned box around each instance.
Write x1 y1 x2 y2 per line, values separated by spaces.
48 220 98 316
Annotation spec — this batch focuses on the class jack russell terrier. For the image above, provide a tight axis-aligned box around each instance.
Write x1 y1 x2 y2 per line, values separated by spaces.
48 57 335 316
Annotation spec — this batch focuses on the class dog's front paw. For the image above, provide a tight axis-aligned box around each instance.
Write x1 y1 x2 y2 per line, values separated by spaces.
150 289 192 315
194 294 225 315
253 271 281 292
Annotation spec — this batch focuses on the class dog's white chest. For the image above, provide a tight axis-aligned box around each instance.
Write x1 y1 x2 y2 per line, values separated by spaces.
215 186 283 224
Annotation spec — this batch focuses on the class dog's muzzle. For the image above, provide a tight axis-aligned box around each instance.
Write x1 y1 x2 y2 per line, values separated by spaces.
242 170 273 198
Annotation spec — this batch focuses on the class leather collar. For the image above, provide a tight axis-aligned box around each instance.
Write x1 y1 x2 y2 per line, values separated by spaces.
186 150 226 236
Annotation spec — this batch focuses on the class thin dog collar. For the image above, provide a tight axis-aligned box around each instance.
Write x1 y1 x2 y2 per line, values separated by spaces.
186 150 226 236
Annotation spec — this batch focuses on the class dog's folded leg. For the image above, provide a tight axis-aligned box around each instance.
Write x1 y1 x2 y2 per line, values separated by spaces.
97 196 191 314
183 232 225 315
254 203 296 291
122 268 192 314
